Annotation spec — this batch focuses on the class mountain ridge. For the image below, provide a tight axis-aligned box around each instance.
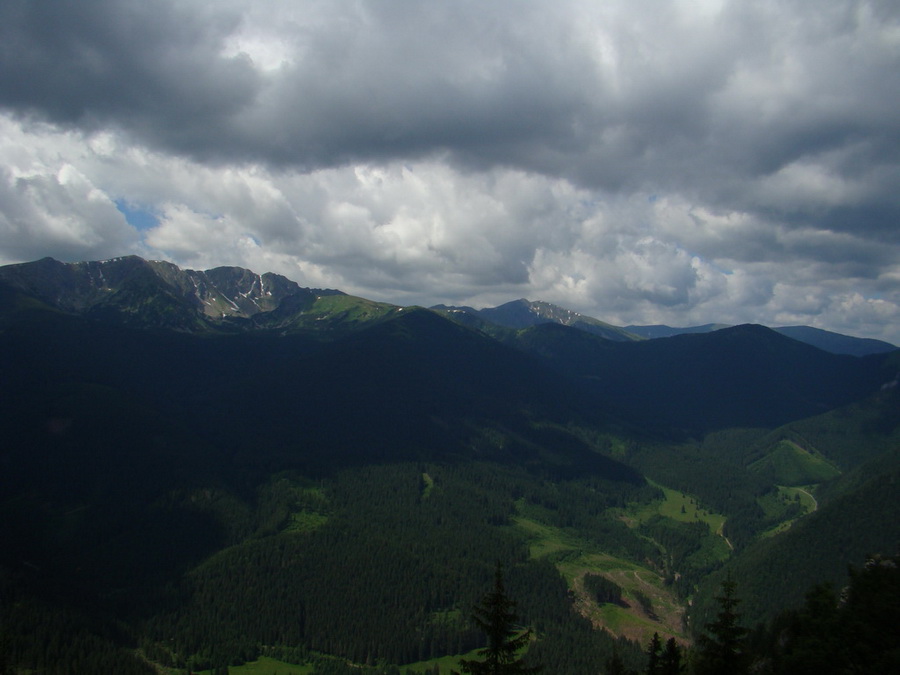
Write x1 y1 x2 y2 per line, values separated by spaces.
626 322 897 356
4 255 892 441
0 256 379 335
2 256 895 355
476 298 639 342
511 321 892 435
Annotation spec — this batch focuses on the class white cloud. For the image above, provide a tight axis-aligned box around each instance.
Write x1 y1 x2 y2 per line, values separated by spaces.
0 119 138 263
1 1 899 345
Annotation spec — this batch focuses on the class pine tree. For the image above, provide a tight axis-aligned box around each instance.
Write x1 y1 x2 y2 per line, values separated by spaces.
646 633 682 675
659 638 682 675
769 553 900 674
770 582 842 674
645 632 662 675
693 575 749 675
454 563 540 674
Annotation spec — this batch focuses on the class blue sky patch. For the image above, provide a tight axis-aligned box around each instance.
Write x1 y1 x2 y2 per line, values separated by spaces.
115 200 160 231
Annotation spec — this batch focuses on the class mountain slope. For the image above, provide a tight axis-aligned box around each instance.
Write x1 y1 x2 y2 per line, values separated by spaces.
478 299 639 341
254 292 402 335
774 325 897 356
432 298 637 341
624 323 729 339
513 322 891 435
198 307 638 478
0 295 636 484
0 256 323 331
0 295 655 672
692 444 900 629
625 322 897 356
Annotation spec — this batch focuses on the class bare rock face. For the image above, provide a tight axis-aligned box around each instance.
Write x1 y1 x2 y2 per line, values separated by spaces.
0 255 320 331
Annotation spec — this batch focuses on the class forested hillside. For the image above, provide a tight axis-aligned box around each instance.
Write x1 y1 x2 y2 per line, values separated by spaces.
1 258 898 674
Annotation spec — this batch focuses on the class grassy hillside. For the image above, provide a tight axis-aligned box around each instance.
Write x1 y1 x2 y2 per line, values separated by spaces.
258 292 402 334
748 440 841 485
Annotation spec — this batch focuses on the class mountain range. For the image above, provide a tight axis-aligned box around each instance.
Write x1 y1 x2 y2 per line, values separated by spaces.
2 256 895 356
435 298 896 356
1 256 898 674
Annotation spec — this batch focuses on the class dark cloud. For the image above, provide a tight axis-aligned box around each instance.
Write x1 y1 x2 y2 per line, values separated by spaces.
0 0 259 147
0 0 899 343
3 0 897 215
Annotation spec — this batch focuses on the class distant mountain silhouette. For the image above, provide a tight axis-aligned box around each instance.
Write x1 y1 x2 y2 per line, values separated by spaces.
512 321 891 435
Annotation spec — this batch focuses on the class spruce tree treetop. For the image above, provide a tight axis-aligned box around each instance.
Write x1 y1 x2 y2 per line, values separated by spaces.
645 632 683 675
660 637 683 675
645 632 662 675
694 574 749 675
454 562 541 675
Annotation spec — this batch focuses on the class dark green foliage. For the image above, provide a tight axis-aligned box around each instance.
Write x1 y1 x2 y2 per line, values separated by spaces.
747 440 840 486
627 441 772 552
127 463 646 673
693 576 749 675
761 554 900 674
645 633 683 675
583 573 625 606
660 638 682 675
515 476 659 563
455 563 541 674
605 647 638 675
645 633 662 674
691 461 900 629
638 516 711 584
839 554 900 671
632 591 655 620
143 464 523 667
0 401 650 675
765 583 843 674
0 600 154 675
753 386 900 473
503 564 645 674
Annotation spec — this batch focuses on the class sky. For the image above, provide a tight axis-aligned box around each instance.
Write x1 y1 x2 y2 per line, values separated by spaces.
1 0 899 344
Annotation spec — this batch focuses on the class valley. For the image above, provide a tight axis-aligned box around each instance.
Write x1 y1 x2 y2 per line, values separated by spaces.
1 256 898 674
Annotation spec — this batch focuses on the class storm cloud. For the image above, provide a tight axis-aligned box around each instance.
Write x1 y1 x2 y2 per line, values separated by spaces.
1 0 899 342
